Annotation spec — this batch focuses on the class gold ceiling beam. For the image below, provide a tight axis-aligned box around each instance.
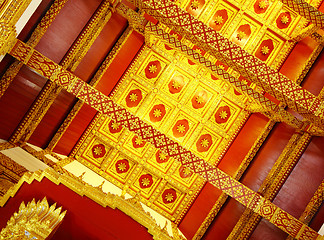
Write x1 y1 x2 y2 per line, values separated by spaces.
132 0 324 130
281 0 324 28
290 24 320 42
193 120 276 239
228 132 311 239
286 179 324 240
143 22 322 135
0 0 69 99
8 39 324 240
9 0 112 144
47 26 134 152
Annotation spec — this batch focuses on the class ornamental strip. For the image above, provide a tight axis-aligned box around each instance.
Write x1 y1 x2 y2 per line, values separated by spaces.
228 132 312 240
193 120 276 240
281 0 324 28
8 39 323 240
134 0 324 129
10 0 113 143
0 0 69 99
144 22 306 130
47 27 134 151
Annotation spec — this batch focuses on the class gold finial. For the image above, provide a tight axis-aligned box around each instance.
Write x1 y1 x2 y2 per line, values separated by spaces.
78 171 86 181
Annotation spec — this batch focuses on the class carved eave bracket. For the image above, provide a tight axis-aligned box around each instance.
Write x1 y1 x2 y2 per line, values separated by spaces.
0 197 66 240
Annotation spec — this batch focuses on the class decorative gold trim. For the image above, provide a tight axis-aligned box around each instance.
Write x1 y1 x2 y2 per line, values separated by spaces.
0 0 69 99
47 26 134 151
193 120 276 240
0 168 179 240
0 197 66 240
227 132 311 239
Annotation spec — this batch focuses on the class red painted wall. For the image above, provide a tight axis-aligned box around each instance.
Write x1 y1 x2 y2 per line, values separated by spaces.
202 198 246 239
0 66 46 140
218 113 269 177
240 122 295 192
0 179 153 240
273 137 324 219
178 183 223 239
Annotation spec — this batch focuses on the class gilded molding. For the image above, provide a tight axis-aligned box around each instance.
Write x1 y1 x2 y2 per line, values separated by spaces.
0 141 15 151
286 179 324 240
0 0 32 26
0 198 66 240
47 27 134 151
0 0 68 100
193 120 275 240
10 0 113 144
0 152 28 196
20 143 56 168
0 152 28 179
0 168 179 240
228 132 312 240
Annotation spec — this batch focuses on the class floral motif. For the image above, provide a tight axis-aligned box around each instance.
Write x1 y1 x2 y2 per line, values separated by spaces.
145 60 161 79
129 93 138 102
215 106 231 124
261 46 270 55
91 144 106 158
126 89 142 108
153 109 162 118
162 188 177 204
200 138 210 148
236 31 246 41
176 124 186 133
132 136 146 148
148 64 157 73
139 174 153 188
172 119 189 137
196 134 213 152
190 0 199 10
258 0 268 9
156 150 170 163
214 16 223 25
179 165 193 178
168 75 184 94
115 159 130 174
192 90 208 109
149 104 166 122
108 121 122 134
281 15 289 24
